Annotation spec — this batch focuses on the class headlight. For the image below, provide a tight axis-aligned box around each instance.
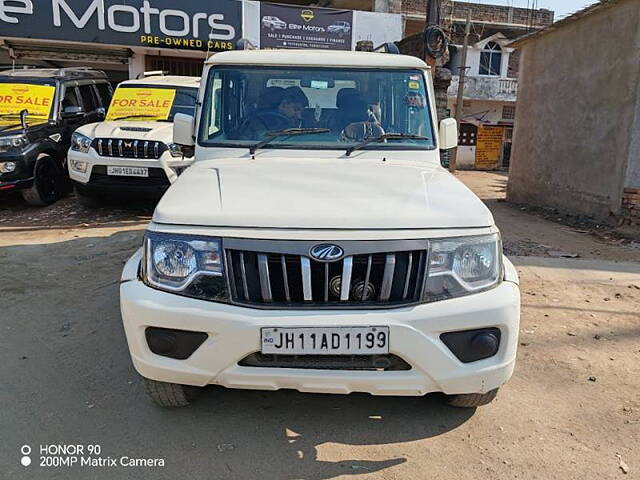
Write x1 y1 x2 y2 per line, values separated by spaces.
0 161 17 173
168 143 184 158
425 233 502 301
0 135 29 151
143 232 228 301
71 132 92 153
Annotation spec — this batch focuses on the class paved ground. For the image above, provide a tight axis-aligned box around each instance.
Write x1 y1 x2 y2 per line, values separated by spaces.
1 171 638 479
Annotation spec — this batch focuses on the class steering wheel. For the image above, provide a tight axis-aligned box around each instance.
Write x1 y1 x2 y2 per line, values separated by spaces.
339 122 385 142
238 111 292 138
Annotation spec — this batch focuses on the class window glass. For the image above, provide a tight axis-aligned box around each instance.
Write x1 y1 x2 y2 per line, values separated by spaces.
78 85 98 112
61 86 81 110
479 41 502 76
199 66 436 151
95 83 113 108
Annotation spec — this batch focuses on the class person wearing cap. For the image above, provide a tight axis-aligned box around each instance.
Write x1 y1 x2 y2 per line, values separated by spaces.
239 86 309 139
277 86 309 127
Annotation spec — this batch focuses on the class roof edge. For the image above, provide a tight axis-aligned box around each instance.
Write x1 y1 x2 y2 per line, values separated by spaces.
509 0 622 48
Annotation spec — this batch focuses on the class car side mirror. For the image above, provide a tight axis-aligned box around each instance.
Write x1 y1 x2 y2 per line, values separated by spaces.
173 113 195 146
61 106 84 118
439 118 458 150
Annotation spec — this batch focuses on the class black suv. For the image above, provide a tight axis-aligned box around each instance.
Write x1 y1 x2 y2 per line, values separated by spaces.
0 68 112 206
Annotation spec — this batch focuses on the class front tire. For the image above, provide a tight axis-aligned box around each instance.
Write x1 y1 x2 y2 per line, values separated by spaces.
447 388 499 408
21 155 65 206
142 378 202 408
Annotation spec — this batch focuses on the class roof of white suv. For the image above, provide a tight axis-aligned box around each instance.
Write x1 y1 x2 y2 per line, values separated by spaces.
206 49 429 69
120 75 200 88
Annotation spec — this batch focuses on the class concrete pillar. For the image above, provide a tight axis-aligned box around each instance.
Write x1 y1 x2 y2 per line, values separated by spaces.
374 0 402 14
128 51 145 80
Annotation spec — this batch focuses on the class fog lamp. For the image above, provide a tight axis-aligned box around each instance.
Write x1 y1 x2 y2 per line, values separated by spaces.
70 159 88 173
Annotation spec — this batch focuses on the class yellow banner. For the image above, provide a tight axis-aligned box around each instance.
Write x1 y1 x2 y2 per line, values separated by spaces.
0 84 55 118
475 126 504 170
106 88 177 121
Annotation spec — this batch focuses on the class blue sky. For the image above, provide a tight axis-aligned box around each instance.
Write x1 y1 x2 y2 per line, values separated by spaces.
469 0 597 20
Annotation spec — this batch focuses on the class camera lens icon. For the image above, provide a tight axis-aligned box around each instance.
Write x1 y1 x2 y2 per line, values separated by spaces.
20 446 31 467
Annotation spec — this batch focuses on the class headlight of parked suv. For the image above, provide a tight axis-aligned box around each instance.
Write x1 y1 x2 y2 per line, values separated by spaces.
168 143 185 158
71 132 92 153
0 134 29 152
142 232 228 301
425 233 502 301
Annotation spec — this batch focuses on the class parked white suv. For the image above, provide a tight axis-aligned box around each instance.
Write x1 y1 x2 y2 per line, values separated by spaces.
68 74 199 205
120 49 520 408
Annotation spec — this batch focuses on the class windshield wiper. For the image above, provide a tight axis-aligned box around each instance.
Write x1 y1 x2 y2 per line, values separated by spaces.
110 114 158 121
345 133 432 156
0 123 23 132
249 128 330 155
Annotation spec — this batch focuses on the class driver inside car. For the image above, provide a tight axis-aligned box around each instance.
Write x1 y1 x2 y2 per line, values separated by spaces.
239 86 310 139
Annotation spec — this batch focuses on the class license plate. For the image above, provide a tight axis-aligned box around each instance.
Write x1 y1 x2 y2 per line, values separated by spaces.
261 327 389 355
107 166 148 177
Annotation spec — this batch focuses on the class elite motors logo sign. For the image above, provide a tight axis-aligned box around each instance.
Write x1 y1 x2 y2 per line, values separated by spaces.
260 3 353 50
0 0 242 51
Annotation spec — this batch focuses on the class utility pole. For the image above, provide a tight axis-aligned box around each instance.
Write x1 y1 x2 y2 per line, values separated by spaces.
450 11 471 174
424 0 441 72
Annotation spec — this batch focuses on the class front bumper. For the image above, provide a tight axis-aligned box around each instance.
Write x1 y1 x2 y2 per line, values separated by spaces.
120 250 520 396
0 148 37 190
68 148 186 195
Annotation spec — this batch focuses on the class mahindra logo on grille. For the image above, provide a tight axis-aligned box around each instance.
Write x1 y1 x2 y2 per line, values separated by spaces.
310 244 344 262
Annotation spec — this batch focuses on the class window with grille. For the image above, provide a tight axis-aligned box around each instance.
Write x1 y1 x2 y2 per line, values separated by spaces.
479 42 502 76
458 123 477 146
145 56 205 77
502 105 516 120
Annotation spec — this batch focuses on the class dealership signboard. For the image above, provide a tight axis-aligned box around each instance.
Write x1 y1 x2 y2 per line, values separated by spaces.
0 0 242 51
260 3 353 50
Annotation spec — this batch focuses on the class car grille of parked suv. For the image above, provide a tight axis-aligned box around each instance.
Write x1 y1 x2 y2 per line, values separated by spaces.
92 138 167 159
224 239 427 308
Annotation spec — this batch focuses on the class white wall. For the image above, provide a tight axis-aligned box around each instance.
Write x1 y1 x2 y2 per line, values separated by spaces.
448 99 514 169
351 11 404 48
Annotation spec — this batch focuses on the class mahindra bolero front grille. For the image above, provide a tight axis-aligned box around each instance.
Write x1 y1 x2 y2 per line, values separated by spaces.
92 138 166 159
224 239 428 309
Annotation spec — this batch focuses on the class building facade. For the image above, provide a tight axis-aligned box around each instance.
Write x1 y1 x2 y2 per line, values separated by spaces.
507 0 640 226
0 0 403 84
442 2 553 170
395 1 553 169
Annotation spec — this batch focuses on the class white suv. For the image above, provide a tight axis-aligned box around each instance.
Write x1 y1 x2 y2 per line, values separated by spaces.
120 49 520 408
68 74 199 206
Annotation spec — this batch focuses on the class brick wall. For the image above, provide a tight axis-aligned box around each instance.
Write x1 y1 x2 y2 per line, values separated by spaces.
401 0 554 27
622 188 640 226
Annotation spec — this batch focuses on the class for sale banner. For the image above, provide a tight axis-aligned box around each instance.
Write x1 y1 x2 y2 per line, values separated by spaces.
0 84 56 118
260 3 353 50
106 88 177 121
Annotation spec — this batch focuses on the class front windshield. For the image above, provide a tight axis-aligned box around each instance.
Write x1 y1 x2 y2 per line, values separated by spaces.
0 80 56 128
106 84 197 122
199 66 435 151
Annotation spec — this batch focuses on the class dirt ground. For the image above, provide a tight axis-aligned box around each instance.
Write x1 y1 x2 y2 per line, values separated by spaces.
0 171 638 480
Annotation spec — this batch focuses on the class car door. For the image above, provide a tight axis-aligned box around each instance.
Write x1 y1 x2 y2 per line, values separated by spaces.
59 83 86 151
94 82 113 115
77 83 105 126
